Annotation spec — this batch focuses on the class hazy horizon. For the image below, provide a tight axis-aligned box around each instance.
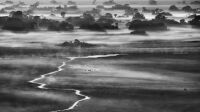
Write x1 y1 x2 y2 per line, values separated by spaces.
1 0 196 5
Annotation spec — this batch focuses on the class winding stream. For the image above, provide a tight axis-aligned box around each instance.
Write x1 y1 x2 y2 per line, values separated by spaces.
29 54 120 112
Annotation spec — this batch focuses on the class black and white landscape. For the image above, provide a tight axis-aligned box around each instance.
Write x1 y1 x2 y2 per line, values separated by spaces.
0 0 200 112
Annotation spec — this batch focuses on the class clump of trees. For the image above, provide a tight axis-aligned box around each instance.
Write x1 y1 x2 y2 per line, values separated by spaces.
158 12 172 16
66 12 119 31
128 20 167 31
128 11 187 31
2 11 37 31
48 21 74 31
132 12 145 20
149 0 157 5
84 8 101 17
96 13 119 29
190 1 200 5
169 5 179 11
130 30 147 35
103 0 116 5
58 39 97 48
61 11 66 18
189 15 200 27
182 6 194 12
142 7 152 13
153 14 181 25
111 4 131 10
1 10 74 32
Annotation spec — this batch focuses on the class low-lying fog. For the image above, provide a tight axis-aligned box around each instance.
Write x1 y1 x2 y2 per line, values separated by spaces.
0 25 199 47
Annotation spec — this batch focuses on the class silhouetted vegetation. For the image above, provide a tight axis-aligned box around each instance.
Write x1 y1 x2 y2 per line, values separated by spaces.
2 11 37 31
153 14 181 25
128 20 167 31
189 15 200 27
103 0 116 5
182 5 194 12
149 0 157 5
190 1 200 5
58 39 98 48
169 5 179 11
48 21 74 31
130 30 147 35
132 12 145 20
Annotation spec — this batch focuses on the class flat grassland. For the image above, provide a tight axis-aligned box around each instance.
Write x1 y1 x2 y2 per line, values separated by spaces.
0 40 200 112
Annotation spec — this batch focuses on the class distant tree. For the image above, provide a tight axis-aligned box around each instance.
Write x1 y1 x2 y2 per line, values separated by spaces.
2 17 36 31
61 11 66 18
124 4 130 7
180 19 187 24
125 8 134 15
56 5 63 11
10 11 23 19
8 11 13 17
159 12 172 16
149 0 157 5
105 13 113 18
30 1 39 9
85 8 101 17
83 13 95 23
182 6 193 12
24 9 33 15
50 0 58 4
133 12 145 20
128 20 167 31
48 21 74 31
74 39 81 46
190 1 200 5
59 21 74 30
189 15 200 27
0 9 6 13
169 5 179 11
155 14 166 20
